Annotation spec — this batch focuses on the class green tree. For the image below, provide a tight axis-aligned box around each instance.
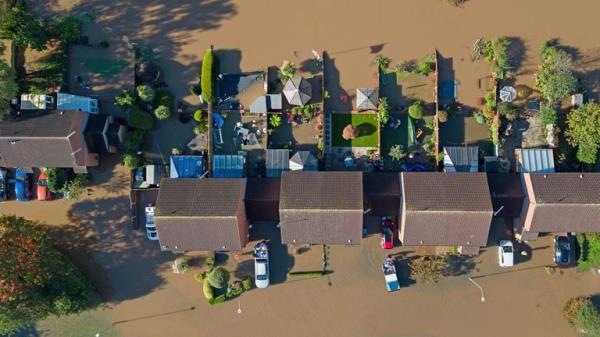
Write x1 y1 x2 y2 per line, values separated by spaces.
0 3 48 51
278 60 296 83
535 41 576 103
377 97 390 126
408 101 425 120
415 54 436 76
0 215 97 335
50 15 83 43
207 267 230 289
373 55 391 71
154 105 170 120
482 37 511 79
564 296 600 336
565 103 600 164
62 174 87 201
115 90 135 107
409 256 447 283
201 48 215 103
136 85 155 103
389 144 406 162
0 60 18 120
127 107 154 130
123 129 145 152
269 114 282 128
46 168 68 193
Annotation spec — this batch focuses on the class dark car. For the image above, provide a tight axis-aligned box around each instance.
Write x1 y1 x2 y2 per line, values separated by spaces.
554 235 575 267
0 169 7 201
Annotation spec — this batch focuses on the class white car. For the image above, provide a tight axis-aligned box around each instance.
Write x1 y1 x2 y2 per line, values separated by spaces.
145 206 159 241
498 240 514 267
254 242 270 288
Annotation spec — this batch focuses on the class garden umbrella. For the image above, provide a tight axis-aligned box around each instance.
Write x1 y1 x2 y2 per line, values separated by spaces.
499 86 517 103
356 88 378 111
283 76 312 106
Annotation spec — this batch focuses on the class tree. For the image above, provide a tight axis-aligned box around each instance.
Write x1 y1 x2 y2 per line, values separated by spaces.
201 48 215 103
127 107 154 130
0 3 49 51
378 97 390 126
565 103 600 164
342 124 359 140
482 37 511 79
0 60 18 120
564 296 600 336
408 101 425 120
535 41 576 103
62 175 87 201
278 60 296 83
389 144 406 162
123 129 145 152
409 256 447 283
50 15 83 43
269 114 282 128
154 105 170 120
373 55 391 71
415 54 436 76
115 90 135 107
136 85 155 103
123 152 143 169
0 215 97 335
207 267 230 289
46 168 69 193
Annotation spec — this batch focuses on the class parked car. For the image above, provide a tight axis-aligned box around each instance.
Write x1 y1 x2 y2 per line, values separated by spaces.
254 241 270 288
145 206 158 241
381 219 394 249
36 171 51 201
0 169 7 201
554 235 575 267
382 256 399 292
13 169 31 202
498 240 514 267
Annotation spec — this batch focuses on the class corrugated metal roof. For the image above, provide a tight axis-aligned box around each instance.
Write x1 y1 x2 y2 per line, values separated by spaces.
516 148 555 173
212 155 245 178
170 155 204 178
266 149 289 177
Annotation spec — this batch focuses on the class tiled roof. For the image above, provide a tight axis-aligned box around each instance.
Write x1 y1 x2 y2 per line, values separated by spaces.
280 171 363 210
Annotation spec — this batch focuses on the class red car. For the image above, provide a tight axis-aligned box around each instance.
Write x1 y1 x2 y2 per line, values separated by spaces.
380 219 395 249
37 171 51 201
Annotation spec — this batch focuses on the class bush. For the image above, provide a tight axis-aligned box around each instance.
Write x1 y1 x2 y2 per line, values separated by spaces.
535 41 576 103
207 267 230 289
154 90 174 109
127 107 154 130
115 90 135 107
389 144 406 162
46 167 69 193
51 15 83 44
540 106 557 126
408 101 424 120
278 60 296 83
175 257 190 274
154 105 170 120
373 55 391 71
287 271 325 279
566 103 600 165
270 114 282 128
194 110 204 122
484 91 496 109
202 278 214 300
136 85 155 103
564 296 600 336
378 97 390 126
409 256 447 283
201 49 215 103
242 277 252 290
194 271 206 282
62 174 87 201
438 110 448 123
498 103 517 121
208 294 226 306
122 152 142 170
123 129 145 152
415 54 435 75
99 40 109 48
577 233 600 271
206 256 215 266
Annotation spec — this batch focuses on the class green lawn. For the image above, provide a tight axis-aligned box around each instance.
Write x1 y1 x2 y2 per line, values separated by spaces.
83 58 129 80
331 113 379 147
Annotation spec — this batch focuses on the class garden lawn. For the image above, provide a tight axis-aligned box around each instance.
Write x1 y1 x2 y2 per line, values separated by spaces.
331 113 379 147
83 58 129 79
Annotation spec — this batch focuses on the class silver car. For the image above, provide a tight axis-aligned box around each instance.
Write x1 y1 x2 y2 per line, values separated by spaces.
254 242 270 288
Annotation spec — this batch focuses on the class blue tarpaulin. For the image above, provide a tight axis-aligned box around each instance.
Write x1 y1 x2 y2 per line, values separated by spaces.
213 113 224 128
212 155 245 178
440 80 457 99
170 155 204 178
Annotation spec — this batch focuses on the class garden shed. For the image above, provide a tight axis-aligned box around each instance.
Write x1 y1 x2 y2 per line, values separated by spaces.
356 87 378 111
289 151 318 171
443 146 479 172
212 154 245 178
170 155 205 178
515 148 555 173
57 92 99 114
266 149 290 177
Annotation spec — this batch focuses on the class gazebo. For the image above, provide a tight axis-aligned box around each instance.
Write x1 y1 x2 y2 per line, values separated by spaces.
356 88 378 111
289 151 318 171
283 76 312 106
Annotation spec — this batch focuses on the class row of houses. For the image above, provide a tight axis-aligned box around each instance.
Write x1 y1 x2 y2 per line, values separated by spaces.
152 171 600 255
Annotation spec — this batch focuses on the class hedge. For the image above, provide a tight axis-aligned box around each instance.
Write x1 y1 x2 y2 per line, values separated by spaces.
287 271 325 279
201 48 214 103
127 107 154 130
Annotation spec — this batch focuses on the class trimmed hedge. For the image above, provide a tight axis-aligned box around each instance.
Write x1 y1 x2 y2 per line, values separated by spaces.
287 271 325 279
201 48 214 103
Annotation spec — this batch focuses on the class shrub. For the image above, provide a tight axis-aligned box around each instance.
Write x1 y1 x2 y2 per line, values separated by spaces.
136 85 155 103
194 271 206 282
154 105 170 120
206 256 215 266
61 174 87 201
535 41 576 103
378 97 390 126
482 37 511 79
201 48 215 103
566 103 600 165
207 267 230 289
123 129 145 152
189 83 201 96
287 271 325 279
415 54 435 75
409 256 447 283
127 107 154 130
208 294 226 306
122 152 143 169
577 233 600 271
115 90 135 107
242 277 252 290
389 144 406 162
373 55 391 71
270 114 282 128
154 90 174 110
99 40 109 48
498 102 517 121
408 101 424 120
51 15 83 44
438 110 448 123
540 106 557 126
484 91 496 109
175 257 190 274
202 278 214 300
278 60 296 83
564 296 600 336
194 110 204 122
46 168 69 193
